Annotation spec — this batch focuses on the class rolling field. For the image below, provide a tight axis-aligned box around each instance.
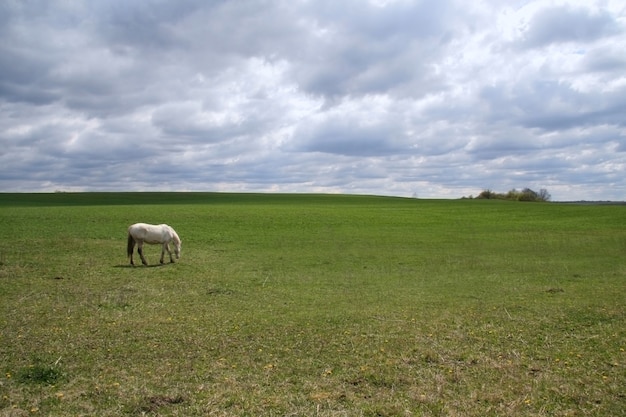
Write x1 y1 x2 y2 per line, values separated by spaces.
0 193 624 416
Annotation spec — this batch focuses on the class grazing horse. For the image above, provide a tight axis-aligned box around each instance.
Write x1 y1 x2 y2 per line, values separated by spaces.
127 223 181 266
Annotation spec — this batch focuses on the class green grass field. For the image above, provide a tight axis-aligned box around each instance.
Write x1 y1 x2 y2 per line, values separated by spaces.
0 193 624 416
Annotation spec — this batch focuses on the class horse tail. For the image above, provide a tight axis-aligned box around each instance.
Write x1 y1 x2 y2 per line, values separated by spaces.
127 232 135 257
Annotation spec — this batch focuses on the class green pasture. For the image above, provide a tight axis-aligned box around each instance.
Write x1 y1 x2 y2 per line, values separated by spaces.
0 193 624 416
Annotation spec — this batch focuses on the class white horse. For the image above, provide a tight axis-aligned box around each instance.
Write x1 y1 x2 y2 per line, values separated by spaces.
127 223 181 266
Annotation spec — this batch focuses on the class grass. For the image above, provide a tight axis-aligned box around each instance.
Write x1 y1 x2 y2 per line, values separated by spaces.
0 192 624 416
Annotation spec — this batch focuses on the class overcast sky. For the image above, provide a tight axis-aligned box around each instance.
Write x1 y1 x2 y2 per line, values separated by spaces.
1 0 625 200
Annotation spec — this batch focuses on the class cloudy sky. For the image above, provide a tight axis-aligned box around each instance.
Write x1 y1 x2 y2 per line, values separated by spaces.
1 0 625 200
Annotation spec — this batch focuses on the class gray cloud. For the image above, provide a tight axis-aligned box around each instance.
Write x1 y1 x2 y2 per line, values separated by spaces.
517 5 622 48
1 0 625 200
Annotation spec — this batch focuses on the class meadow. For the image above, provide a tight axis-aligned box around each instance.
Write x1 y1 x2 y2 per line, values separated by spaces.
0 192 624 416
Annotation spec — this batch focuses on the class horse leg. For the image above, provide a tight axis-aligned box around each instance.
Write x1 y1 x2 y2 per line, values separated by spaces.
138 242 148 265
128 234 136 266
166 243 175 263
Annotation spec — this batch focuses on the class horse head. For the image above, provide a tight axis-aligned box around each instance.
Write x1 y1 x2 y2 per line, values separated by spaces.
174 240 181 259
171 230 182 259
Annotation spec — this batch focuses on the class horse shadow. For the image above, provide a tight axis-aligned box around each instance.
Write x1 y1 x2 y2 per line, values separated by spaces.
114 263 175 268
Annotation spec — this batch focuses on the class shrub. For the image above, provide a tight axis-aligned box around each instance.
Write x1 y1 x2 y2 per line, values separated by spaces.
474 188 551 202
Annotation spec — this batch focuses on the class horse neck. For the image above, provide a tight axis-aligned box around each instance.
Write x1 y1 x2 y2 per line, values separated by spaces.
170 230 180 244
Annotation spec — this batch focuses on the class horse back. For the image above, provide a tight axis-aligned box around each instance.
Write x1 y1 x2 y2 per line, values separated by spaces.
129 223 168 243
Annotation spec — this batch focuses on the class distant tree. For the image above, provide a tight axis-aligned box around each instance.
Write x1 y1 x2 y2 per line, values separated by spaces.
538 188 551 202
518 188 539 201
506 189 522 200
477 189 497 199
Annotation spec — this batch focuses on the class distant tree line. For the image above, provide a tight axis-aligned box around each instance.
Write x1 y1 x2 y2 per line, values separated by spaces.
466 188 551 202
